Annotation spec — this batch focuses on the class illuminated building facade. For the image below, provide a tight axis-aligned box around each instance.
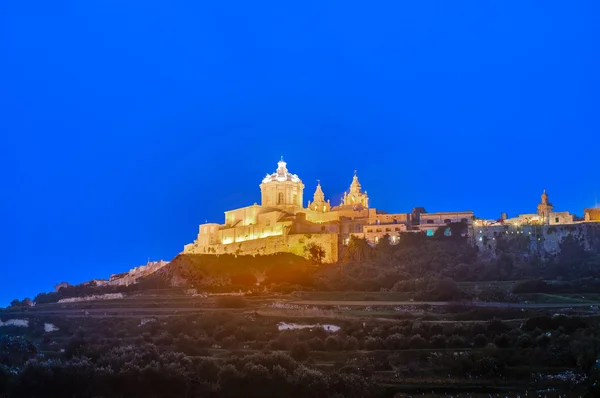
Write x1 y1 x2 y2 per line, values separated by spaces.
183 158 413 261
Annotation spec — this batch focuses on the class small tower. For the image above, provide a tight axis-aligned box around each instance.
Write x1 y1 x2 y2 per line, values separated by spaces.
342 171 369 208
537 189 554 224
307 180 331 212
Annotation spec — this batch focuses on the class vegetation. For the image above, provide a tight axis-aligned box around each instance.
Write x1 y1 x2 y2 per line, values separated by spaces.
4 224 600 396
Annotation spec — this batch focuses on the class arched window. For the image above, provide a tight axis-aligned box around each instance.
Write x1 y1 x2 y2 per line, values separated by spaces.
393 219 398 224
278 192 284 204
444 219 452 224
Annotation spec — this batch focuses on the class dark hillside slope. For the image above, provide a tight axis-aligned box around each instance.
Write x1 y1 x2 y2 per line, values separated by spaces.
142 253 314 290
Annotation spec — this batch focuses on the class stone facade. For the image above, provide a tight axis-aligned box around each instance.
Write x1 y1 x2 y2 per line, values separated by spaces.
183 160 591 262
184 159 411 262
585 208 600 222
472 222 600 260
419 211 474 236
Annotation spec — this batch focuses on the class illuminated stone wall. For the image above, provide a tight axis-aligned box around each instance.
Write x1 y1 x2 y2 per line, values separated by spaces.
184 233 339 263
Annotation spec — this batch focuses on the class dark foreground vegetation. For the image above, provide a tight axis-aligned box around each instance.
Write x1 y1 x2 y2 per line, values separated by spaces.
4 226 600 397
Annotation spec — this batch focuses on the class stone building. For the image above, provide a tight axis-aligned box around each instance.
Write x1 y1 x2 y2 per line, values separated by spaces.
585 208 600 222
474 190 575 227
183 159 416 261
418 211 474 236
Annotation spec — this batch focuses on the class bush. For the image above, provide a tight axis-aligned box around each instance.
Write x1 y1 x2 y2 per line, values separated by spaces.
325 335 341 351
430 335 446 349
343 336 359 351
384 334 407 350
448 335 466 348
494 334 510 348
408 334 427 349
308 337 324 351
290 342 310 361
473 334 488 348
363 337 384 350
215 296 247 308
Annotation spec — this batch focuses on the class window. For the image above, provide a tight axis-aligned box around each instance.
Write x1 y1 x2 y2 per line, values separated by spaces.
367 229 373 233
355 225 361 232
266 219 270 226
277 192 284 204
393 219 398 224
293 194 297 205
375 220 380 225
426 219 434 224
376 229 382 232
555 217 559 223
444 219 452 224
395 228 400 231
386 228 391 232
461 218 468 223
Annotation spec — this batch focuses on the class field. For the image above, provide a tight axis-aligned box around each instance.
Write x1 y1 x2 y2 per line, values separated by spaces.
2 284 599 397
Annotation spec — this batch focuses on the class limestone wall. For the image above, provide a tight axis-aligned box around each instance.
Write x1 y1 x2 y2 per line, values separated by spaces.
472 222 600 260
186 233 339 263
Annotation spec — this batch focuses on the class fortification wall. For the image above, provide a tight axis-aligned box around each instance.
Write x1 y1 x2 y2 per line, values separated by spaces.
472 222 600 260
186 233 339 263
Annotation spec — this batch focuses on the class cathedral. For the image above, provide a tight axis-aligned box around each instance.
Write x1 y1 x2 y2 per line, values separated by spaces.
183 158 421 262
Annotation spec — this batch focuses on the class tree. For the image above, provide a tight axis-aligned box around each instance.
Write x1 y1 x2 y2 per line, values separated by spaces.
474 334 488 348
304 243 326 264
325 335 341 351
343 236 372 263
290 342 310 361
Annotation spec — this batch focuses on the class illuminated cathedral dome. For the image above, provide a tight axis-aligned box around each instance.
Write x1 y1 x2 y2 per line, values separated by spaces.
261 157 302 184
260 158 304 207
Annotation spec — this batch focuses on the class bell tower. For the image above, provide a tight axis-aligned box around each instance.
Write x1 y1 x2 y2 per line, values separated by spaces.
307 180 331 212
342 171 369 208
537 189 554 224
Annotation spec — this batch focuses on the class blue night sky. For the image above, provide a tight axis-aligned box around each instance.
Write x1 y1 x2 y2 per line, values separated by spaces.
2 1 599 305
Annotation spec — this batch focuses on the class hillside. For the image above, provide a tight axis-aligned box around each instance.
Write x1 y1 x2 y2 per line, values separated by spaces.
136 252 315 291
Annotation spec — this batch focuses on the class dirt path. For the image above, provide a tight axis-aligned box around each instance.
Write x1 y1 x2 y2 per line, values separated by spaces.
288 300 599 308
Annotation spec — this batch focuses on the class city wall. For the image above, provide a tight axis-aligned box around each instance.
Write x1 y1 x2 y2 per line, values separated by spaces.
471 222 600 260
186 233 339 263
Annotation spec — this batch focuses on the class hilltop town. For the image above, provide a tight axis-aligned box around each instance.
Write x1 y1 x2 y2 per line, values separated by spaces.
183 158 600 263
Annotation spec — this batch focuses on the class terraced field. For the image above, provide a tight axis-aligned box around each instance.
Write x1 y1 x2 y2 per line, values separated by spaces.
2 289 598 397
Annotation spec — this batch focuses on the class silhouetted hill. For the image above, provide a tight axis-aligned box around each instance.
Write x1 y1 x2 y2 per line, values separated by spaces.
140 252 315 291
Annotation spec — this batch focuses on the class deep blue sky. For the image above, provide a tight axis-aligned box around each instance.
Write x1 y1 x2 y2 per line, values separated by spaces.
2 1 599 306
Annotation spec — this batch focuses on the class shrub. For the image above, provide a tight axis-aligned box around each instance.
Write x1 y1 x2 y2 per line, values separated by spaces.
384 334 407 350
325 335 341 351
473 334 488 348
448 335 466 348
494 334 510 348
408 334 427 349
430 335 446 349
363 337 384 350
343 336 360 351
290 342 310 361
308 337 324 351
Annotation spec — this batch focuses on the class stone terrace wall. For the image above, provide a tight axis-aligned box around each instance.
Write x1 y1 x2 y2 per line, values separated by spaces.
472 222 600 260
